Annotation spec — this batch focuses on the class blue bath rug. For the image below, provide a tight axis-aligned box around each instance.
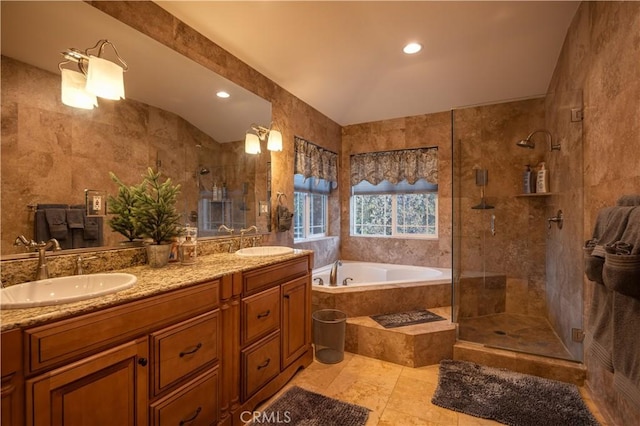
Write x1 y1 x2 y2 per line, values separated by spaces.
370 309 445 328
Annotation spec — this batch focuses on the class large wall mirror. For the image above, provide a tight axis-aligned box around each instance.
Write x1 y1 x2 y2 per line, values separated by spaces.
1 1 272 257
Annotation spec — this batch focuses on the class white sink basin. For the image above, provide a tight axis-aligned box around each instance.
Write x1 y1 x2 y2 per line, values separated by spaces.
0 273 137 310
236 246 294 257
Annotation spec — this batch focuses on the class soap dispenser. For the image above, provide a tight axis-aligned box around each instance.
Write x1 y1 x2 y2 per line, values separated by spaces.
536 162 549 193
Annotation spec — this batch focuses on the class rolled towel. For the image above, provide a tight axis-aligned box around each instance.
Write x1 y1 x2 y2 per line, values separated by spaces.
584 247 605 285
44 208 68 240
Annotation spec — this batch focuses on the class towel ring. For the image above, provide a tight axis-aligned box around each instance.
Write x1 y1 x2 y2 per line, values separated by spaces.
276 192 287 205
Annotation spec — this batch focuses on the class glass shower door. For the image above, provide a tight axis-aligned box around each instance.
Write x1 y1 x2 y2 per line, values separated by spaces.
451 90 584 361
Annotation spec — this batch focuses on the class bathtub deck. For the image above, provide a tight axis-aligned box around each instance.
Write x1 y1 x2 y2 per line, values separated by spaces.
344 306 456 367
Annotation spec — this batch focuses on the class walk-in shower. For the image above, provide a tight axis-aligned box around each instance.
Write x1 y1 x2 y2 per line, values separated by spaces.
452 91 584 362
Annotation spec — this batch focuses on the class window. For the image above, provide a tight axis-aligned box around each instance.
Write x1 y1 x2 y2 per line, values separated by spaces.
350 179 438 238
294 174 329 241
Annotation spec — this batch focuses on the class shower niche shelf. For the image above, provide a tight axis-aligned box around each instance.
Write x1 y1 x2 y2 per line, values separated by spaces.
516 193 555 198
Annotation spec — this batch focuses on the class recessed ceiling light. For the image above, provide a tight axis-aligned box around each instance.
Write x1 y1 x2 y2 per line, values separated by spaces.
216 91 230 98
403 42 422 55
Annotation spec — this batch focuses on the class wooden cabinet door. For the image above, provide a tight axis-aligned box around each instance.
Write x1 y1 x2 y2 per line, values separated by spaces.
26 338 148 426
281 277 310 368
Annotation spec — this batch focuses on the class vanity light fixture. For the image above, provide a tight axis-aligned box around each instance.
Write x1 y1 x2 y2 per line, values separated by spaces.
244 122 283 154
59 39 128 108
403 42 422 55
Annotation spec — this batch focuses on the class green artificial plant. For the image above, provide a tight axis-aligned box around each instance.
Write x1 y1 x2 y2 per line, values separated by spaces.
107 172 143 242
131 167 183 244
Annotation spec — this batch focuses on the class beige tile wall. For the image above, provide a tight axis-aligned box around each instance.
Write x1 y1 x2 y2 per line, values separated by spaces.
547 2 640 425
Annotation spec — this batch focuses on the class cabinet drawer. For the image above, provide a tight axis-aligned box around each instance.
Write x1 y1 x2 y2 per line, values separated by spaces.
151 310 220 396
150 367 219 426
243 257 309 295
241 332 280 401
25 280 219 374
241 287 280 346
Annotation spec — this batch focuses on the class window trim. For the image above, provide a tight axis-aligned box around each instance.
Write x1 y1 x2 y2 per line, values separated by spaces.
294 191 328 242
350 192 438 239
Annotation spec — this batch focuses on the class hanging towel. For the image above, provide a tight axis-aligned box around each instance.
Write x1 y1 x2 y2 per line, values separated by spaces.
84 217 100 240
612 293 640 407
44 208 68 240
584 283 614 372
591 206 636 258
584 207 614 284
66 208 85 229
617 194 640 206
602 207 640 299
277 205 293 232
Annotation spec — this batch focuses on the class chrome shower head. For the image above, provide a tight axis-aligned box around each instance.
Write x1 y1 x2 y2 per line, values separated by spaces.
516 138 536 149
515 129 560 151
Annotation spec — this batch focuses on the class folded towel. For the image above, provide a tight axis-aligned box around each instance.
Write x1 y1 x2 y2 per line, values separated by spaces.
44 208 68 240
584 247 605 285
603 254 640 299
616 194 640 206
612 292 640 407
66 208 85 229
591 206 635 258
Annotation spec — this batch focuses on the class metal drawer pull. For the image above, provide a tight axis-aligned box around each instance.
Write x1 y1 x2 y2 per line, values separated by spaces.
179 406 202 425
179 342 202 358
257 309 271 319
284 294 290 299
257 358 271 370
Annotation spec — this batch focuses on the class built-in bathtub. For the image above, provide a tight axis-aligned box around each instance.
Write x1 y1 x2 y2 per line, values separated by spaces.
312 261 452 317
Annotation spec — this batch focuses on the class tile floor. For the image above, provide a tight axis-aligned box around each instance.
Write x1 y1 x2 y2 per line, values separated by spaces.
458 313 574 360
257 352 609 426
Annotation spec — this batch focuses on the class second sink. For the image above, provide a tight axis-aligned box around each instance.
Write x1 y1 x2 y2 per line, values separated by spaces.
0 273 137 310
235 246 294 257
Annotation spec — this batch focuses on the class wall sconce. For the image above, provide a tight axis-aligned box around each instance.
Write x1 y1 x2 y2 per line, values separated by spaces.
59 39 128 109
244 122 283 154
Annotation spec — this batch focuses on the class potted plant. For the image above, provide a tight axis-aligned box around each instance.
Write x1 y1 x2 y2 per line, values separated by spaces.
131 168 183 267
107 172 144 245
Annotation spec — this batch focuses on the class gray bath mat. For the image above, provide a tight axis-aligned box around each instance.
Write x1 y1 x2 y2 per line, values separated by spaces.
250 386 369 426
370 309 445 328
432 359 600 426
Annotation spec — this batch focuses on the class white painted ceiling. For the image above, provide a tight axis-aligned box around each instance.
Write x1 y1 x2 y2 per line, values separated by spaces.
157 1 580 126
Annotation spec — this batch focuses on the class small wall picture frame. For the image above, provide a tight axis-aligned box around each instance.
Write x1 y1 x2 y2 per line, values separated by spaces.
85 189 107 216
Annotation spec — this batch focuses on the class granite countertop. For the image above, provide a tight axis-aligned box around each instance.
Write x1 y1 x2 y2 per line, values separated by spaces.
0 250 311 332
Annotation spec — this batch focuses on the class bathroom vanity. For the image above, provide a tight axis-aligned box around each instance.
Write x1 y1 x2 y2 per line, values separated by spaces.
0 251 313 426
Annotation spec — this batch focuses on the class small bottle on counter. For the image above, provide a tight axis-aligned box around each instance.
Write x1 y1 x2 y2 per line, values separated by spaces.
179 236 197 265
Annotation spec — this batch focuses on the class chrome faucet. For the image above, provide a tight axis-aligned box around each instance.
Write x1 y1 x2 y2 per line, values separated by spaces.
218 224 234 235
329 260 342 287
239 225 258 248
35 239 61 280
75 255 98 275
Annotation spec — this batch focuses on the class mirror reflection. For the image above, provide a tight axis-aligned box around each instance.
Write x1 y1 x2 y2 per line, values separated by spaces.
0 1 272 256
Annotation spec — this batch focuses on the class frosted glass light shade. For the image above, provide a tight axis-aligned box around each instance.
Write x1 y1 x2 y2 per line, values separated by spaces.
61 69 98 109
245 133 261 154
267 130 283 151
86 55 125 100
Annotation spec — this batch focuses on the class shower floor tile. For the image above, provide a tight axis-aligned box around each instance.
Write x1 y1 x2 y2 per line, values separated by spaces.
457 313 574 360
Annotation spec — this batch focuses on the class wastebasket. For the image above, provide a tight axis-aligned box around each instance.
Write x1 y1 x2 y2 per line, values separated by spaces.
312 309 347 364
